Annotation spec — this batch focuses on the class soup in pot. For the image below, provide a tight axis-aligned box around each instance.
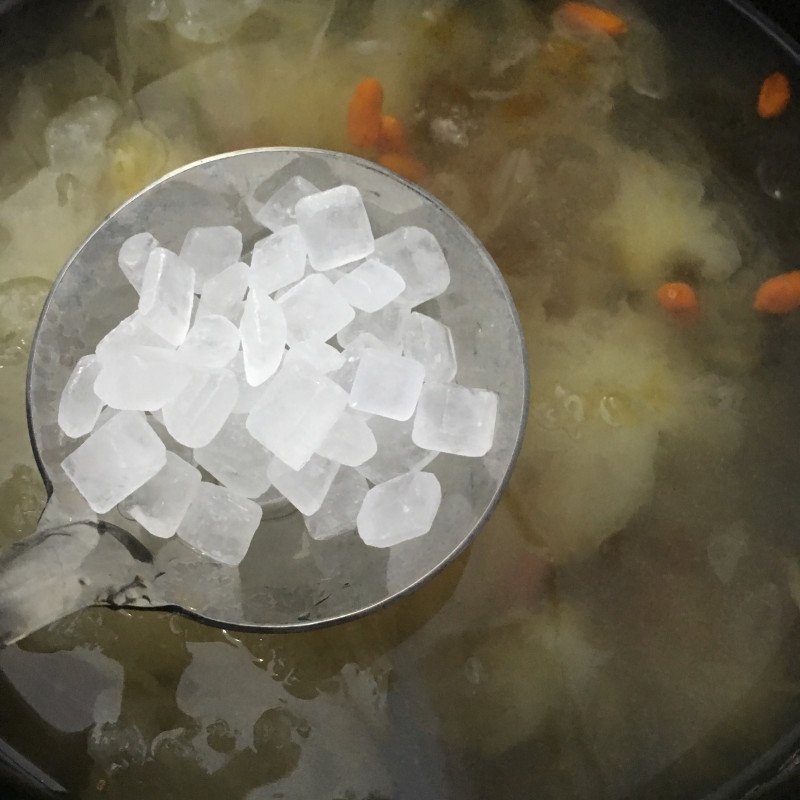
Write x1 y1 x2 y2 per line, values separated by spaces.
2 1 800 798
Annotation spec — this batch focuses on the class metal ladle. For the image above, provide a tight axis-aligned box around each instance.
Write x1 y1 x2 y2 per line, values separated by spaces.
0 148 528 646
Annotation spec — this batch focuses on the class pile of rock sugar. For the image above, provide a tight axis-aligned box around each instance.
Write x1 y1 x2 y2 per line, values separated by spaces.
57 180 498 565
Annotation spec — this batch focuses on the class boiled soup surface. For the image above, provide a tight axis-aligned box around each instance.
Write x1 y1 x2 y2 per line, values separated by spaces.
1 1 800 798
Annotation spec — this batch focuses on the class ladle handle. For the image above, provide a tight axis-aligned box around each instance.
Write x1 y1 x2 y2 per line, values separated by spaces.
0 520 153 647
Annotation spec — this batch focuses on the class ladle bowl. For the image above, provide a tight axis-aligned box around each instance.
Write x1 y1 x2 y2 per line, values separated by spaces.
0 148 528 646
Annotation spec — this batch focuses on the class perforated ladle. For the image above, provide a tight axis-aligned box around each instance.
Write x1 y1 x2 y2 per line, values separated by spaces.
0 148 528 646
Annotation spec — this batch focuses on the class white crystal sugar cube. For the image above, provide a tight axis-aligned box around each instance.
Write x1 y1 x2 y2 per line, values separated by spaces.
357 471 442 547
194 415 272 499
177 314 240 369
249 225 307 298
295 185 375 271
58 355 105 438
246 361 348 470
120 452 201 539
118 232 158 293
373 227 450 307
277 273 355 345
162 368 239 448
196 261 248 323
255 175 319 231
284 341 345 374
239 292 287 386
356 416 438 484
316 409 377 466
402 311 457 382
334 258 406 312
348 348 425 421
179 225 242 291
138 248 196 346
178 482 262 566
61 411 166 514
303 467 369 541
267 454 340 515
412 382 498 456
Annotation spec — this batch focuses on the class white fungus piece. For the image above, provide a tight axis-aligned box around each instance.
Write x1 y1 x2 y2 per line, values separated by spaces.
239 291 287 386
118 232 159 293
357 471 442 547
402 312 457 382
58 355 105 438
348 348 425 421
295 185 375 271
277 273 355 345
195 261 248 323
177 314 240 369
249 225 307 297
162 368 239 448
178 482 261 566
44 96 121 171
316 409 377 466
412 382 499 457
303 468 369 541
93 346 192 411
61 411 166 514
138 248 196 346
119 452 201 539
95 312 172 366
194 415 273 499
337 301 410 350
179 225 242 291
246 360 349 470
372 226 450 307
255 175 320 231
267 454 340 516
334 258 406 312
356 416 439 484
284 341 345 374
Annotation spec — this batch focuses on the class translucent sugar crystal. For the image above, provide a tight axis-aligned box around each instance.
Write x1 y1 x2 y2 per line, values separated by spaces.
336 301 409 350
372 227 450 307
194 415 272 499
196 261 248 323
58 355 104 438
178 482 262 566
303 467 368 541
94 346 192 411
402 311 457 382
357 471 442 547
267 454 339 516
277 273 355 345
162 368 239 448
316 409 377 466
357 416 438 484
179 225 242 291
295 185 375 271
334 258 406 312
249 225 307 297
229 352 266 414
246 361 348 470
255 176 319 231
177 314 240 369
118 232 158 293
61 411 166 514
328 333 390 392
138 248 196 346
348 348 425 421
284 341 345 374
412 382 499 457
120 452 201 539
239 292 287 386
95 312 171 366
